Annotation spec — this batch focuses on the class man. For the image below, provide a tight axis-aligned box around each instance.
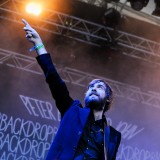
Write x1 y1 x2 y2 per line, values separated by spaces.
22 19 121 160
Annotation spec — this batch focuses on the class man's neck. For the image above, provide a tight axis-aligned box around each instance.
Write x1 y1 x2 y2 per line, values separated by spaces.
93 110 104 121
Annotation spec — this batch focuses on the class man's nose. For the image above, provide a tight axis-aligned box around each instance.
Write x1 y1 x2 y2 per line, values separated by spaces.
91 87 96 91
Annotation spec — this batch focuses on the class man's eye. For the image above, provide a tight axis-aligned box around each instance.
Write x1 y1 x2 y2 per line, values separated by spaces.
89 85 94 88
98 85 105 89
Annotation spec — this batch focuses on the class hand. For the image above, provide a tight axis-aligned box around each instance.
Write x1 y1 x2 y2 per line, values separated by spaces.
22 19 42 45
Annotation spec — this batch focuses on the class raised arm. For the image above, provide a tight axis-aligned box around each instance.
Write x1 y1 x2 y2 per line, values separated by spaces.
22 19 73 116
22 19 47 55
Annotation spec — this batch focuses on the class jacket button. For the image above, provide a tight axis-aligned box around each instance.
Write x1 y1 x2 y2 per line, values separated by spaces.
78 131 82 135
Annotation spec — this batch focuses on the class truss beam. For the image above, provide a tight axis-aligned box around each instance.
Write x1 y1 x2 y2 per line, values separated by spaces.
0 48 160 109
0 1 160 65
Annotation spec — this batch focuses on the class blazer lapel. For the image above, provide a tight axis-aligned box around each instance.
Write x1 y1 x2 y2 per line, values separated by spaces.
79 107 90 128
105 126 118 160
104 125 110 158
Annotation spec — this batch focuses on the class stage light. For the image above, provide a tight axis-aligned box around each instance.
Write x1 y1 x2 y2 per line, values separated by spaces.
103 8 121 28
152 0 160 16
25 2 42 16
128 0 149 11
111 0 120 2
106 0 120 2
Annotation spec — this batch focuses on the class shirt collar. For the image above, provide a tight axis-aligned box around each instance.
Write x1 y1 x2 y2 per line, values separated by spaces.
89 111 107 126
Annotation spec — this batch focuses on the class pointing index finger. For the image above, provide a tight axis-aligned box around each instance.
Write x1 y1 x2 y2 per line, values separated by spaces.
22 19 31 27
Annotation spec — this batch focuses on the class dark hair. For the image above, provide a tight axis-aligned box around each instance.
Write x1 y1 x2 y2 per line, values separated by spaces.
88 79 113 113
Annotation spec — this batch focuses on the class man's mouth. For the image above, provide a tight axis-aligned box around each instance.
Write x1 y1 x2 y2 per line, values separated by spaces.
90 93 98 97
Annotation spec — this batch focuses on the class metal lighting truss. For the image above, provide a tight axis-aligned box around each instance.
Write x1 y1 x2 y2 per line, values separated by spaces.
0 0 160 65
0 47 160 109
78 0 160 26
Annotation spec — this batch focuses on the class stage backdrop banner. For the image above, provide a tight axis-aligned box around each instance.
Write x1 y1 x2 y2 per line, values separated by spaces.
0 54 160 160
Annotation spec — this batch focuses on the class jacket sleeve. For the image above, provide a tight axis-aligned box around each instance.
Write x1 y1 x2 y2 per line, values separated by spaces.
36 53 73 116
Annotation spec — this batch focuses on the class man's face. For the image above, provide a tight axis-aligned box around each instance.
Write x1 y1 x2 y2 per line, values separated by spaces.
84 81 107 111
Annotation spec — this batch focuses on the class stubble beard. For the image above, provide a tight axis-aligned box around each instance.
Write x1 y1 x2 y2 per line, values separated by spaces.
85 96 106 111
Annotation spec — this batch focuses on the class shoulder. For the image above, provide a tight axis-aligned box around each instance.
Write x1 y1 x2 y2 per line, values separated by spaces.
65 100 83 114
70 100 83 108
66 100 90 115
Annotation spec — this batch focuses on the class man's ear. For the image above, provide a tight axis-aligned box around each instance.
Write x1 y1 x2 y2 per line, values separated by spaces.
106 99 110 103
106 98 112 102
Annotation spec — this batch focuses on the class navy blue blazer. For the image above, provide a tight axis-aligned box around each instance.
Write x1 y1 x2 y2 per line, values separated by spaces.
37 54 121 160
